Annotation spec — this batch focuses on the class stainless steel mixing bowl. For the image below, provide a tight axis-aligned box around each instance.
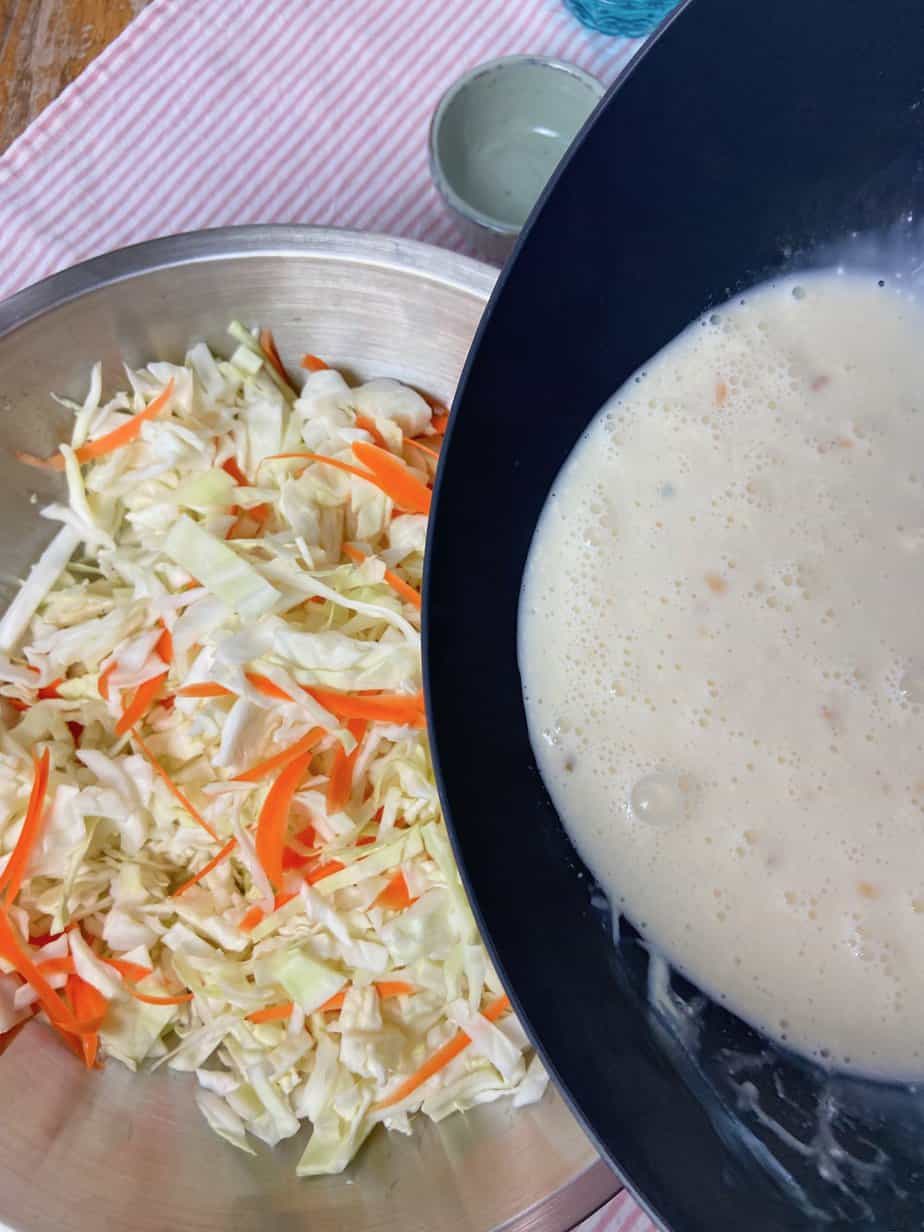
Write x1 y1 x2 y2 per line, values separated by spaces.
0 227 615 1232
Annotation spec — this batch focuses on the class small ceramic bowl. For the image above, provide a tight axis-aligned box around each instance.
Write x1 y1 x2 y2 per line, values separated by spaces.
429 56 605 263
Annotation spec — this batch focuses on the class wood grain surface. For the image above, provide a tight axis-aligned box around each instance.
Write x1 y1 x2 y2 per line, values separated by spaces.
0 0 149 152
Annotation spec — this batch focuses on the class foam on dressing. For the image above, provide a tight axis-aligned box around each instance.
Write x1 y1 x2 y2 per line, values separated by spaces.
519 272 924 1078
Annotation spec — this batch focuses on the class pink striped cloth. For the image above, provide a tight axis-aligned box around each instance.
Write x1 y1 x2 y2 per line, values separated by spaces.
0 2 658 1228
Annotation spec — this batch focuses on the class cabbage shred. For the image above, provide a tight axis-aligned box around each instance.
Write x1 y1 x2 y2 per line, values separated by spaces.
0 332 547 1174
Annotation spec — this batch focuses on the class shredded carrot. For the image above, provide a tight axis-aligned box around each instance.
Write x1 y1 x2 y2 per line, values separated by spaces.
306 687 425 726
374 870 415 912
37 678 64 700
317 989 347 1013
115 671 167 736
172 836 238 897
305 859 345 885
156 624 173 664
245 672 295 702
234 726 324 783
6 698 29 712
375 980 415 999
326 718 366 813
127 986 194 1006
431 411 449 435
294 823 316 849
354 414 388 448
68 976 107 1067
175 682 234 699
70 974 106 1031
221 457 249 486
301 354 329 372
103 957 153 981
0 907 81 1036
18 379 175 471
318 980 414 1015
247 1002 295 1024
351 441 431 514
256 751 314 887
0 748 50 905
37 956 76 977
239 889 299 932
374 994 511 1110
98 661 117 701
132 731 219 840
405 438 440 461
259 329 293 390
281 846 313 870
263 450 383 486
342 543 421 611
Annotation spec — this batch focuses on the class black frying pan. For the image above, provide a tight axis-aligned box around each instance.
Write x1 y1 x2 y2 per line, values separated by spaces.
425 1 924 1228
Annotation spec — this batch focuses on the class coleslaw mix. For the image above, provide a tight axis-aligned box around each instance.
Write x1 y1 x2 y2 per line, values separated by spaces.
0 328 546 1174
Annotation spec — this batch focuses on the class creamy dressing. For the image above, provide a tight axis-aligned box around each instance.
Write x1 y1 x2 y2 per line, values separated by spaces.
519 272 924 1078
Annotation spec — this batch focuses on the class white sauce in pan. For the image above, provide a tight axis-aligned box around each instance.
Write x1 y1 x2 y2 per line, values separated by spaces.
519 272 924 1077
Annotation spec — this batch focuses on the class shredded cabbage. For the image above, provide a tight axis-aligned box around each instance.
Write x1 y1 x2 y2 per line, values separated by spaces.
0 329 547 1175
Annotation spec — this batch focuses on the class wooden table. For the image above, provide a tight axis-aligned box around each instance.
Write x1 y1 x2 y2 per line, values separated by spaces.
0 0 149 152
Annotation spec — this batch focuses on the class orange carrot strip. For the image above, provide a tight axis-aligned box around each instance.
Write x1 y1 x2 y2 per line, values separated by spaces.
68 974 106 1027
0 908 82 1036
431 411 449 435
156 624 173 664
259 329 294 390
69 976 106 1067
374 994 511 1110
294 823 316 849
375 980 415 999
38 956 76 976
374 870 415 911
115 671 167 736
6 698 29 712
306 687 425 726
326 718 366 813
175 682 235 699
256 751 314 887
317 989 346 1013
172 837 238 897
239 889 298 932
247 1001 294 1024
300 354 329 372
264 451 384 487
405 438 440 461
37 678 64 700
305 859 345 885
354 414 388 448
132 731 219 840
103 958 153 982
127 987 193 1006
18 380 175 471
0 749 50 904
342 544 421 611
233 726 324 784
245 672 295 702
351 441 431 514
98 661 117 701
222 457 250 486
75 379 175 464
